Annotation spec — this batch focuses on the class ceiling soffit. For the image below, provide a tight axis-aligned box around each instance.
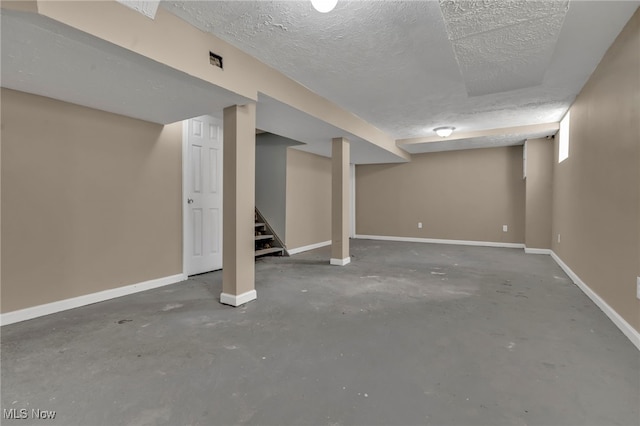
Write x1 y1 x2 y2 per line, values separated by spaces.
0 9 250 125
398 122 560 154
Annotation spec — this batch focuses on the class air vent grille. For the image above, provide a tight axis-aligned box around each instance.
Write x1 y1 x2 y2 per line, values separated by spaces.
209 51 223 69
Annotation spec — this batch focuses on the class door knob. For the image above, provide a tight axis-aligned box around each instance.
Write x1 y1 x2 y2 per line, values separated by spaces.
187 198 194 204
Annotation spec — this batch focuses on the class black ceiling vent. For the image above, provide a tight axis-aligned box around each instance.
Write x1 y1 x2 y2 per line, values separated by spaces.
210 51 223 69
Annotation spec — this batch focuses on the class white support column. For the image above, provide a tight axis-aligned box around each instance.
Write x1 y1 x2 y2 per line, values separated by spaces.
331 137 351 266
220 103 257 306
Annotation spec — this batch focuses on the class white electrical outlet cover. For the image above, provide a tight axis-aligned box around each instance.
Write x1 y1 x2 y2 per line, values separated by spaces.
503 225 508 232
637 277 640 300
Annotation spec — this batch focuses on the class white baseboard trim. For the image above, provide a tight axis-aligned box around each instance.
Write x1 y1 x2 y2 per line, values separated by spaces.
550 251 640 351
0 273 187 326
220 290 257 307
287 240 332 255
524 247 552 255
355 234 525 249
330 257 351 266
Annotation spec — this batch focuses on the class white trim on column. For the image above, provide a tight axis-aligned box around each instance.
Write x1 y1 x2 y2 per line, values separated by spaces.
550 251 640 351
220 290 257 307
0 274 187 326
355 234 525 249
524 247 552 255
288 240 332 255
330 257 351 266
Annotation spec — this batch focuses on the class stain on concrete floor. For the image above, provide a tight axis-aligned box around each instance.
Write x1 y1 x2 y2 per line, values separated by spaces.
1 240 638 425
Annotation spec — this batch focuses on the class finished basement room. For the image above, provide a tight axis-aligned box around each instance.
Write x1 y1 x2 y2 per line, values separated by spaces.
1 1 639 425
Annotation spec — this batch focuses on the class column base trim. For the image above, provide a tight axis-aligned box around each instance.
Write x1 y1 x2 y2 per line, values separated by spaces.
288 240 332 255
220 290 257 307
330 257 351 266
524 247 552 255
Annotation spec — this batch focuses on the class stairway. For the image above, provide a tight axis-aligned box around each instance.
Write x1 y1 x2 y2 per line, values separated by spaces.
255 209 285 258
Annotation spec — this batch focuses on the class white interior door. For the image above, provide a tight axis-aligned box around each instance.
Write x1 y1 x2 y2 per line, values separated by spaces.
185 115 223 275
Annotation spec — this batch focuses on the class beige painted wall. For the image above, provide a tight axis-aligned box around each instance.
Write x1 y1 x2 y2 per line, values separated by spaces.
551 9 640 332
1 89 183 313
356 146 525 243
285 148 331 250
525 138 554 249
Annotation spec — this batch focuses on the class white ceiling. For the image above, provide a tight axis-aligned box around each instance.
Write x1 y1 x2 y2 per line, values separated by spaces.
439 0 569 96
162 0 639 143
2 1 638 162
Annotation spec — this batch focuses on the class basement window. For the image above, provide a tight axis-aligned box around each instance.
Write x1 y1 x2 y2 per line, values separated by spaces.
558 111 570 163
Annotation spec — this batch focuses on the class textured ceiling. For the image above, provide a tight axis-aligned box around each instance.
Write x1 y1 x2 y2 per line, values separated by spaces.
440 0 569 96
115 0 160 19
162 0 639 140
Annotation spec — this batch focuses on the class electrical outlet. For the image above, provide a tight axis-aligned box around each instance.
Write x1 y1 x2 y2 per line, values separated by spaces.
418 222 423 229
636 277 640 300
557 234 561 243
502 225 508 232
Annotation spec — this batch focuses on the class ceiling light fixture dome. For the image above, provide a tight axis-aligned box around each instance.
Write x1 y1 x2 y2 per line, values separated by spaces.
434 126 455 138
311 0 338 13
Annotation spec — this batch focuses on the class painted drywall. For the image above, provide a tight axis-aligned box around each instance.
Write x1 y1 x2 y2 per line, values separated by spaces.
525 138 554 249
222 104 256 299
331 138 351 261
356 146 525 243
255 133 302 241
1 88 182 313
285 148 331 251
29 0 408 161
551 9 640 332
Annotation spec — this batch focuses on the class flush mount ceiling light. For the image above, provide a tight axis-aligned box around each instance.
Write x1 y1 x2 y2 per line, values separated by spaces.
434 126 455 138
311 0 338 13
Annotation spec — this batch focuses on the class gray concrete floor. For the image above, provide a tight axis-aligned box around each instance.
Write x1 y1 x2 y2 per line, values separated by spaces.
1 240 638 426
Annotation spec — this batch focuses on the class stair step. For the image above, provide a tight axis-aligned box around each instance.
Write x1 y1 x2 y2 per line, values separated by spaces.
255 247 284 257
254 222 265 228
255 234 274 241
